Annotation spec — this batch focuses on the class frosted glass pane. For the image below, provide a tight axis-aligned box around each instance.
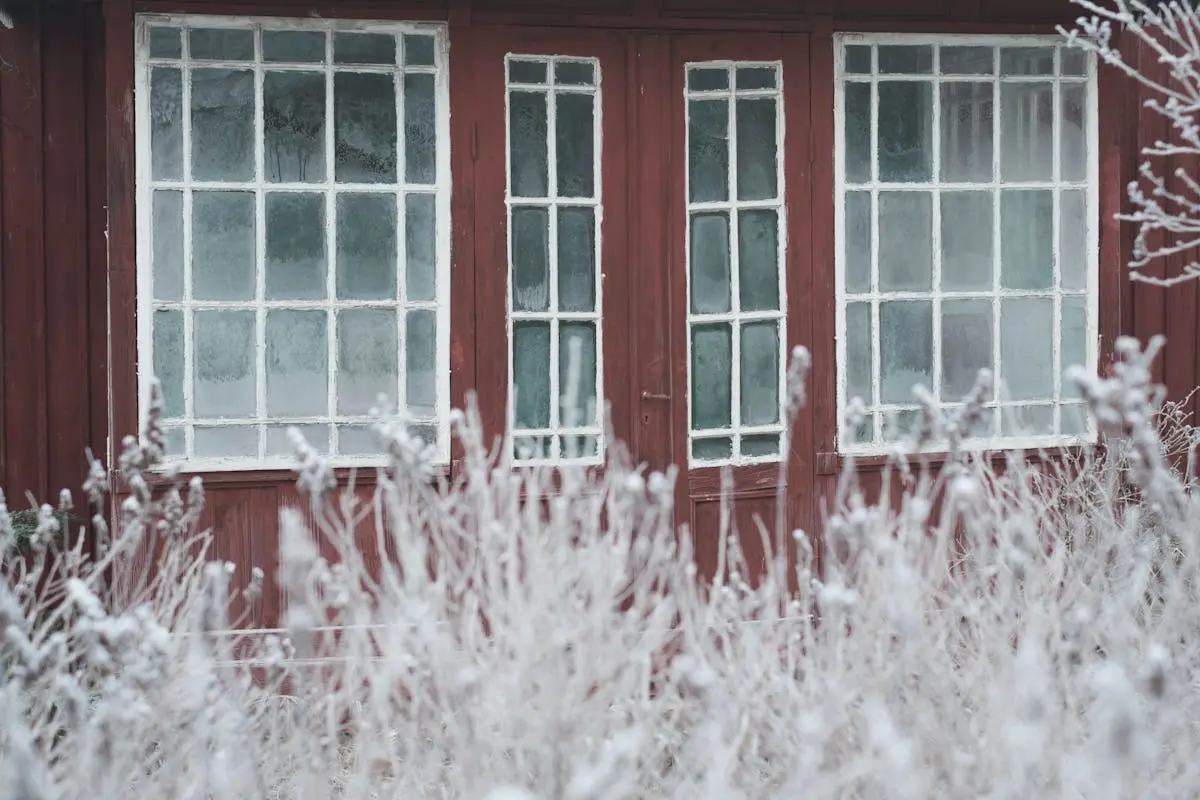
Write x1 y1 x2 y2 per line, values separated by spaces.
404 73 437 184
509 91 548 198
334 33 396 65
263 31 325 63
941 300 992 401
878 45 931 74
556 93 595 198
264 71 326 183
1061 189 1087 290
266 192 326 300
336 193 397 300
556 61 594 85
508 60 547 84
1001 405 1054 436
690 212 731 314
742 434 779 457
194 427 257 458
692 437 732 460
192 191 255 301
844 46 871 74
687 67 728 91
153 190 184 301
1001 190 1053 290
880 301 932 404
559 322 598 427
844 191 872 293
150 68 183 180
266 424 328 456
736 98 778 201
403 34 436 67
740 321 779 426
940 82 993 182
1000 47 1054 76
338 425 381 455
1001 83 1053 181
691 323 732 430
739 209 780 312
266 310 328 417
189 29 253 60
149 26 182 59
405 193 437 302
336 309 398 414
163 427 185 457
1062 49 1088 76
191 68 254 181
941 191 993 291
513 321 551 429
1061 295 1088 398
845 302 872 405
1000 297 1053 400
877 81 932 182
689 98 729 202
334 73 397 183
406 309 437 417
153 310 184 419
878 191 932 291
1061 83 1088 182
194 310 256 418
558 207 596 312
511 207 550 312
941 46 993 75
844 82 871 184
1061 403 1088 435
736 66 776 90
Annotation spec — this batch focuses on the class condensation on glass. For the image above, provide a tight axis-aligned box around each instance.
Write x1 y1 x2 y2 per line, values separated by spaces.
506 55 603 464
137 16 448 465
836 38 1096 451
685 61 786 465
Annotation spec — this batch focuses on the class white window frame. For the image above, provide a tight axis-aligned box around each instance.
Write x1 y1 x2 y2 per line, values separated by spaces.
134 14 452 471
684 60 788 467
833 33 1100 456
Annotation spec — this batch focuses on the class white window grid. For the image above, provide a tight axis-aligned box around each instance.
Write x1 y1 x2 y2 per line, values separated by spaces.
134 14 452 471
833 34 1100 455
685 61 788 467
505 54 605 466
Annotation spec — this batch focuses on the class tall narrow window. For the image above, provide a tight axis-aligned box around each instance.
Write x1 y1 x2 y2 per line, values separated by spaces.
685 62 786 465
835 38 1096 451
136 17 450 467
506 56 603 464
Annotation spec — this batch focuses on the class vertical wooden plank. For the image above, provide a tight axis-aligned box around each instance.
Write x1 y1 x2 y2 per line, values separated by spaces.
86 4 111 478
1097 28 1130 379
0 10 49 505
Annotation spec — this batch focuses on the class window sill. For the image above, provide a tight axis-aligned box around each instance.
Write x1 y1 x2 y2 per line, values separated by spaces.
817 438 1100 475
123 458 451 489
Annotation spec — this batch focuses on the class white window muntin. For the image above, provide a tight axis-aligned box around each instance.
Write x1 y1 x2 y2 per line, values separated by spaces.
505 55 605 466
685 61 788 467
134 15 452 470
833 34 1099 454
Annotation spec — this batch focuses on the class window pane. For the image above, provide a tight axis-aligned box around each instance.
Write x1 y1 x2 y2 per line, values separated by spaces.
736 98 778 201
941 300 992 401
264 71 326 183
1001 405 1054 436
941 191 993 291
266 424 328 456
406 310 437 417
338 424 381 455
739 209 780 312
189 28 253 60
149 26 182 59
1000 297 1053 400
192 191 255 301
150 67 183 180
878 191 932 291
191 68 254 181
195 427 258 458
692 323 732 430
940 46 993 75
736 66 776 90
194 310 256 418
404 73 437 184
1001 83 1053 181
844 82 872 184
690 212 731 314
266 192 326 300
508 59 547 84
559 322 598 427
511 207 550 312
404 34 436 67
154 310 184 419
880 300 932 404
844 45 871 74
689 98 729 202
845 302 872 405
1062 49 1088 77
405 193 437 302
1061 403 1088 434
1061 189 1087 290
334 33 396 65
877 81 932 182
336 309 398 414
334 73 398 183
693 437 733 460
513 321 551 429
1000 189 1053 290
556 92 595 198
845 191 872 293
555 60 595 85
153 190 184 301
940 82 993 182
878 45 932 74
558 206 596 313
163 427 186 457
1000 47 1054 76
263 30 325 63
687 66 728 91
509 91 548 198
740 321 780 426
1061 295 1088 398
336 193 397 300
1061 83 1088 182
266 310 328 417
742 434 779 457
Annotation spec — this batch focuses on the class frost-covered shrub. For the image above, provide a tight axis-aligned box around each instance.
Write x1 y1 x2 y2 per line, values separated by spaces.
1 336 1199 799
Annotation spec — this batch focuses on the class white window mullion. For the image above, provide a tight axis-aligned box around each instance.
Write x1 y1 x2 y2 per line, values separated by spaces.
394 60 408 419
931 47 943 407
548 78 561 460
253 30 267 460
181 31 196 459
991 45 1003 438
1051 52 1064 434
324 28 338 457
727 78 742 459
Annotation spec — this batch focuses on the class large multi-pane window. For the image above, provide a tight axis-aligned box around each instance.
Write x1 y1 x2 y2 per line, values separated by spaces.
136 17 450 467
685 62 787 466
506 56 604 464
835 36 1097 452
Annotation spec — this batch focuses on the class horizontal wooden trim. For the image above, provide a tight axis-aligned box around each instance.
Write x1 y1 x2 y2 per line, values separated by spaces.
817 443 1102 475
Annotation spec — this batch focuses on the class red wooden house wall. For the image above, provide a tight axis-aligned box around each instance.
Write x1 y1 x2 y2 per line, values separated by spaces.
0 0 1195 627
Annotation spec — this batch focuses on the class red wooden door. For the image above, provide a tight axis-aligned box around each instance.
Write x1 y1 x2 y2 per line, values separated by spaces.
473 27 634 466
662 33 816 582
